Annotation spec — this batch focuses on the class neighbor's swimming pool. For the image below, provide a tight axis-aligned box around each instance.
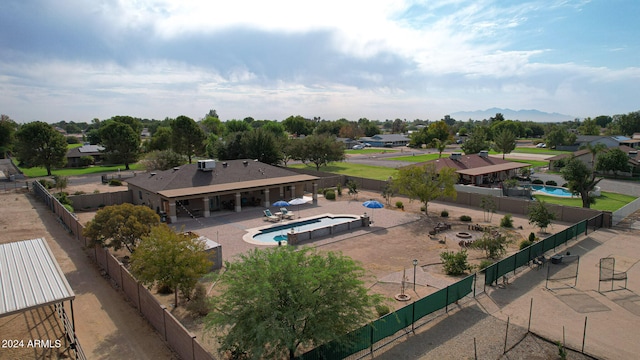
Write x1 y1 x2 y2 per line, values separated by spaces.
250 215 359 244
531 185 574 197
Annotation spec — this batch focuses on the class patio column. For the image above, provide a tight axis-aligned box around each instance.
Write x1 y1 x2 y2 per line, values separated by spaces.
312 183 318 205
235 192 241 212
263 189 270 208
290 185 296 199
169 201 177 223
203 197 210 218
279 186 284 199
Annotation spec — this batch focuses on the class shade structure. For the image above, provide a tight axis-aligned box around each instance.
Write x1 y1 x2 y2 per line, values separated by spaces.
362 200 384 223
272 200 290 207
289 197 310 218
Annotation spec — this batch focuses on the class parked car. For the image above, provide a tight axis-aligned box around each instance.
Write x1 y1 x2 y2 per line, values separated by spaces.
364 143 372 147
536 143 546 148
352 144 365 150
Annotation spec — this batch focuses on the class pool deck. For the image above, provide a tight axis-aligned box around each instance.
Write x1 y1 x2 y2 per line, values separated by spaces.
171 197 421 261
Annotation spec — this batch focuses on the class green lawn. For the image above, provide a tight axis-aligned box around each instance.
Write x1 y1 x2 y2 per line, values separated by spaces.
533 191 637 212
289 162 397 181
386 153 443 162
512 148 571 155
17 162 145 178
345 148 398 155
68 143 83 149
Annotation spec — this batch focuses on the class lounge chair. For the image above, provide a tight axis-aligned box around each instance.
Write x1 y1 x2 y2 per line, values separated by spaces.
263 209 280 222
280 208 295 219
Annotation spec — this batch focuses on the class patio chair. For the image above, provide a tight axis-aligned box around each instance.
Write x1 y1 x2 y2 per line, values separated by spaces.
280 208 295 219
263 209 280 222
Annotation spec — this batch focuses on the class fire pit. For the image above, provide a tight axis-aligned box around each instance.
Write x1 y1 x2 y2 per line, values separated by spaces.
456 232 473 239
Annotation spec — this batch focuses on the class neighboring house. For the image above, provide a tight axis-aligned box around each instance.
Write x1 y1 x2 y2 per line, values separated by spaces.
548 146 639 174
127 159 320 223
141 128 151 138
358 134 410 147
557 135 630 152
65 144 104 168
406 151 529 186
336 137 360 149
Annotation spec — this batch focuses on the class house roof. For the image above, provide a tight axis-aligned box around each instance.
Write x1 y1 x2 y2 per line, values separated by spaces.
456 163 529 176
547 149 590 161
406 153 528 176
360 134 409 142
127 159 319 198
0 238 75 317
66 144 104 158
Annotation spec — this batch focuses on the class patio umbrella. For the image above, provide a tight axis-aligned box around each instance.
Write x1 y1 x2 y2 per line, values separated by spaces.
272 200 290 207
362 200 384 223
289 197 310 218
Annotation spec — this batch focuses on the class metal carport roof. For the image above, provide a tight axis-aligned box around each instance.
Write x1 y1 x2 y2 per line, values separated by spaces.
0 238 75 317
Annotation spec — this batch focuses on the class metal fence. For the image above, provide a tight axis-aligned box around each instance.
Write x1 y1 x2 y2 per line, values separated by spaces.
32 181 216 360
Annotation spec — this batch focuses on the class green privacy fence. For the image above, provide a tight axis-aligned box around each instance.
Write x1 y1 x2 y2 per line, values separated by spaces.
298 274 475 360
484 213 603 286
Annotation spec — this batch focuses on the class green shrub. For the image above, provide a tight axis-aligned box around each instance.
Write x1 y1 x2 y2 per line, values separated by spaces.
73 191 86 195
336 183 342 196
325 190 336 200
395 201 404 209
561 183 568 188
54 192 72 206
440 250 470 276
479 259 494 271
532 179 544 185
545 180 557 186
528 232 536 243
441 210 449 217
460 215 472 222
500 214 514 228
63 204 74 213
93 189 100 194
38 179 54 189
519 240 533 249
186 283 211 317
375 304 391 317
109 179 123 186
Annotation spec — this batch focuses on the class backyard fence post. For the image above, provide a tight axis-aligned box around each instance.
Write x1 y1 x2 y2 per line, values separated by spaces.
528 298 533 332
503 316 510 354
473 273 476 298
582 316 587 353
474 337 477 360
412 303 415 333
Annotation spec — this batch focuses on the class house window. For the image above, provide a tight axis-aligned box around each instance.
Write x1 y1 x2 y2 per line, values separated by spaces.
138 191 142 200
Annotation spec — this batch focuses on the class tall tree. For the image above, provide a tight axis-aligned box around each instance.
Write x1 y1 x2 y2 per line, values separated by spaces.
460 126 490 154
492 129 517 159
100 121 141 170
130 224 211 307
580 142 607 169
283 115 314 136
528 200 556 233
83 203 160 253
205 246 381 360
561 157 602 208
295 134 345 171
391 118 406 133
243 128 282 165
171 115 205 163
15 121 68 175
393 163 457 215
146 126 172 151
0 114 18 158
201 115 226 136
596 148 631 178
432 138 450 158
577 117 601 135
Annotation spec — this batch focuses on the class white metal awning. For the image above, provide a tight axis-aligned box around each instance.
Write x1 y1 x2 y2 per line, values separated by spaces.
0 238 75 317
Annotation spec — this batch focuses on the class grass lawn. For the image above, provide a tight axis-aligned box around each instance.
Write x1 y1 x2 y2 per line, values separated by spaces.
346 149 398 155
533 191 637 212
289 162 397 181
17 162 145 178
506 159 549 168
68 143 83 149
512 148 571 155
386 153 443 162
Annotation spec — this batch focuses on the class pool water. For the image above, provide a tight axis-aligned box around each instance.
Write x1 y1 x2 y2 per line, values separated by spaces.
531 185 574 197
252 216 357 243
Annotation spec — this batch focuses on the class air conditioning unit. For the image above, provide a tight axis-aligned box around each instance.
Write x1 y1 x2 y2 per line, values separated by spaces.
197 159 216 171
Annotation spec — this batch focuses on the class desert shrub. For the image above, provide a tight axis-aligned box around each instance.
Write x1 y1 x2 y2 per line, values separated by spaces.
500 214 514 228
109 179 123 186
38 179 54 189
336 183 342 196
63 204 74 213
545 180 557 186
479 259 494 271
186 283 211 317
73 191 86 195
468 233 511 259
460 215 472 222
324 190 336 200
93 189 100 194
440 250 470 276
532 179 544 185
519 240 533 250
395 201 404 209
54 192 72 206
441 210 449 217
157 283 173 294
375 304 391 317
529 232 536 242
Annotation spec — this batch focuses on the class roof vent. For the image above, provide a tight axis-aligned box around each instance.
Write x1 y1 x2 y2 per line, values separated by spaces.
150 172 157 177
243 160 248 166
222 162 228 167
173 167 180 171
450 152 462 161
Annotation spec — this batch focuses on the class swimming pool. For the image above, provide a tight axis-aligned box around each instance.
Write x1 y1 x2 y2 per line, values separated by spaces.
245 214 362 245
531 185 575 197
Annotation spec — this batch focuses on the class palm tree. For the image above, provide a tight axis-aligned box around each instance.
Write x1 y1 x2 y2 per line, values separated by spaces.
432 138 450 158
579 142 607 170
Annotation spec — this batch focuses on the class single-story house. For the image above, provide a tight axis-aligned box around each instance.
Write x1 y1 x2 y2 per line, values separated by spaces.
407 151 529 186
358 134 410 147
65 144 105 167
126 159 320 223
548 146 639 173
556 135 630 152
336 137 361 149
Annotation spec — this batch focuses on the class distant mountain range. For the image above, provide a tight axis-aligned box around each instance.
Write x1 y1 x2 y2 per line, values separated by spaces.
450 108 574 122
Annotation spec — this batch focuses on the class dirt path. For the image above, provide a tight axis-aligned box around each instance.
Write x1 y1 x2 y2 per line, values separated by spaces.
0 192 176 359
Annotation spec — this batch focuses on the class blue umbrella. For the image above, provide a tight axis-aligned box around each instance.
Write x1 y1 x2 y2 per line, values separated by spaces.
362 200 384 223
272 200 290 207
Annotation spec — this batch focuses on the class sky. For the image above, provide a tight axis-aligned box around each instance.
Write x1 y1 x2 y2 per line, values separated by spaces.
1 0 638 124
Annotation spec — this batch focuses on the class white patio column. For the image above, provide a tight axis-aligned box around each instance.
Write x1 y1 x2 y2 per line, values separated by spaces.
279 186 284 199
203 197 210 218
263 189 270 208
235 192 242 212
290 185 296 199
169 202 177 223
312 183 318 205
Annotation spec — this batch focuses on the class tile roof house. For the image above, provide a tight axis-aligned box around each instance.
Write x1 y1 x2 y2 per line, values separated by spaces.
405 151 529 185
358 134 410 147
65 144 105 167
127 159 319 223
556 135 630 152
548 146 639 173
